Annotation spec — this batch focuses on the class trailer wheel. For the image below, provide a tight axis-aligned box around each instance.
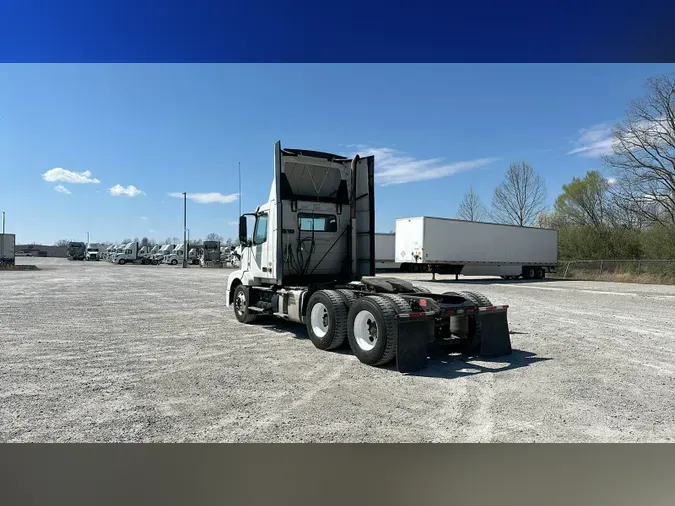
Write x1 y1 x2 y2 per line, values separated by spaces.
534 267 544 279
306 290 348 350
523 267 535 279
457 291 492 307
347 296 398 367
233 284 258 324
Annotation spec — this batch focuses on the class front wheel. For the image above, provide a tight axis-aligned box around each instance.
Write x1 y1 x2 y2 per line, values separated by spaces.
171 259 178 265
118 259 126 265
233 285 258 323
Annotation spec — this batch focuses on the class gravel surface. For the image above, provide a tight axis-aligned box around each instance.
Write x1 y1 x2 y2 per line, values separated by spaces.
2 257 675 442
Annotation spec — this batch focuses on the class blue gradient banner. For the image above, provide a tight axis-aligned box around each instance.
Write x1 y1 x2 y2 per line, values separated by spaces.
1 0 674 62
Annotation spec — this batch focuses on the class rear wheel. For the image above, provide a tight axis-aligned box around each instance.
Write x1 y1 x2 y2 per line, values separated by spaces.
233 284 258 323
523 266 535 279
457 290 492 307
535 267 544 279
305 290 348 350
347 296 398 366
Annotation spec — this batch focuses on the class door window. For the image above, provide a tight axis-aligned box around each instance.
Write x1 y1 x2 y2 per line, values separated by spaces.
253 213 269 244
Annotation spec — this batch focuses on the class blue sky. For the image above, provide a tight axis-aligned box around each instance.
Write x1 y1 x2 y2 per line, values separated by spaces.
2 63 675 245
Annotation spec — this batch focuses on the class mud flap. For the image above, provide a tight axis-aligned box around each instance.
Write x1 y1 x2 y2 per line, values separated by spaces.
395 315 434 373
468 311 512 358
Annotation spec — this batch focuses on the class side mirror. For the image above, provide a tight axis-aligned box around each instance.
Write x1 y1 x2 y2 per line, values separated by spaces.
238 215 248 244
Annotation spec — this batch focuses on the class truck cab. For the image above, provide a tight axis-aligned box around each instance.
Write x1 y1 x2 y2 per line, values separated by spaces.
85 245 100 261
156 244 175 263
164 244 184 265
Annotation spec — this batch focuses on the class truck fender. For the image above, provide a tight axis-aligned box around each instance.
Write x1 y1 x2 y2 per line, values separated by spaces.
225 269 251 306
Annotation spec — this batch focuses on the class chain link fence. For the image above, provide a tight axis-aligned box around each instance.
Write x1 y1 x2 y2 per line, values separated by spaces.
558 259 675 283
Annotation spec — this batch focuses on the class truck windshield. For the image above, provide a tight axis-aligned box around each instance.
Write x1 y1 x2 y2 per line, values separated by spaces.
298 214 337 232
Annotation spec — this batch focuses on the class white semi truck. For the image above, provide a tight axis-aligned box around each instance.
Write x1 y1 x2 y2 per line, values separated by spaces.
155 244 175 264
395 217 558 280
226 142 512 373
164 244 184 265
85 245 100 261
112 242 155 265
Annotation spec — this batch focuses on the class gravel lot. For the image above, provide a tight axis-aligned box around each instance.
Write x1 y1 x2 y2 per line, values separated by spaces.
2 257 675 442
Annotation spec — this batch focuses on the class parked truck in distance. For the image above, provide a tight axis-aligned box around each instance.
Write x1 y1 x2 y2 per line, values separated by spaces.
395 217 558 280
112 242 155 265
66 241 86 261
1 233 16 267
85 245 100 261
200 240 222 267
164 244 184 265
155 244 175 264
225 142 512 373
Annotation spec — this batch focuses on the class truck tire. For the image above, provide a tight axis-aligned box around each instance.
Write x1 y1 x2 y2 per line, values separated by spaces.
171 259 178 265
522 266 535 280
335 289 357 308
305 290 348 350
457 291 492 307
535 267 544 279
233 284 259 324
347 296 398 367
377 293 411 314
118 259 126 265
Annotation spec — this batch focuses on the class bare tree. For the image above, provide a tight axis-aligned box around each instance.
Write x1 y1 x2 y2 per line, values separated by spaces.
206 233 223 242
605 72 675 227
491 162 547 226
456 187 488 222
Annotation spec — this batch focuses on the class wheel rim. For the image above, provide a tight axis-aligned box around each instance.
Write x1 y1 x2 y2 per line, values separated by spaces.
235 290 246 316
353 309 378 351
310 302 330 338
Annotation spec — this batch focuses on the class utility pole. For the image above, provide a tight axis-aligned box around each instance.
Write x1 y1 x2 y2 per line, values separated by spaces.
86 232 89 245
182 192 187 268
238 161 241 217
2 211 5 234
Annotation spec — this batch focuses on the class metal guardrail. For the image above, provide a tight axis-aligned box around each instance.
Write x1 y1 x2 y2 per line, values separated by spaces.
560 259 675 278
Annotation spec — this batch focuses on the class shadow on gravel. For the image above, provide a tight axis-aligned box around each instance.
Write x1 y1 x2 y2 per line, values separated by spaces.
405 348 551 379
252 318 548 379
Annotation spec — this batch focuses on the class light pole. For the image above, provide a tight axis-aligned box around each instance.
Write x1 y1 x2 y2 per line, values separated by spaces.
86 232 90 245
2 211 5 234
182 192 187 268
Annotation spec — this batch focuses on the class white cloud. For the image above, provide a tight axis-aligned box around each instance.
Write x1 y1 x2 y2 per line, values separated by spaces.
168 192 239 204
149 229 156 233
140 216 148 220
567 123 616 158
607 177 617 185
54 185 71 194
346 145 499 185
109 184 145 197
43 168 100 184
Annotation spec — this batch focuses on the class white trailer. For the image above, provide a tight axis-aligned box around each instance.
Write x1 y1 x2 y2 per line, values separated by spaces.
225 142 512 374
395 216 558 279
374 233 397 271
1 233 16 267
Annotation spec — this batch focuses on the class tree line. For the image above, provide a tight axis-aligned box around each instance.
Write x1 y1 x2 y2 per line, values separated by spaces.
456 72 675 261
